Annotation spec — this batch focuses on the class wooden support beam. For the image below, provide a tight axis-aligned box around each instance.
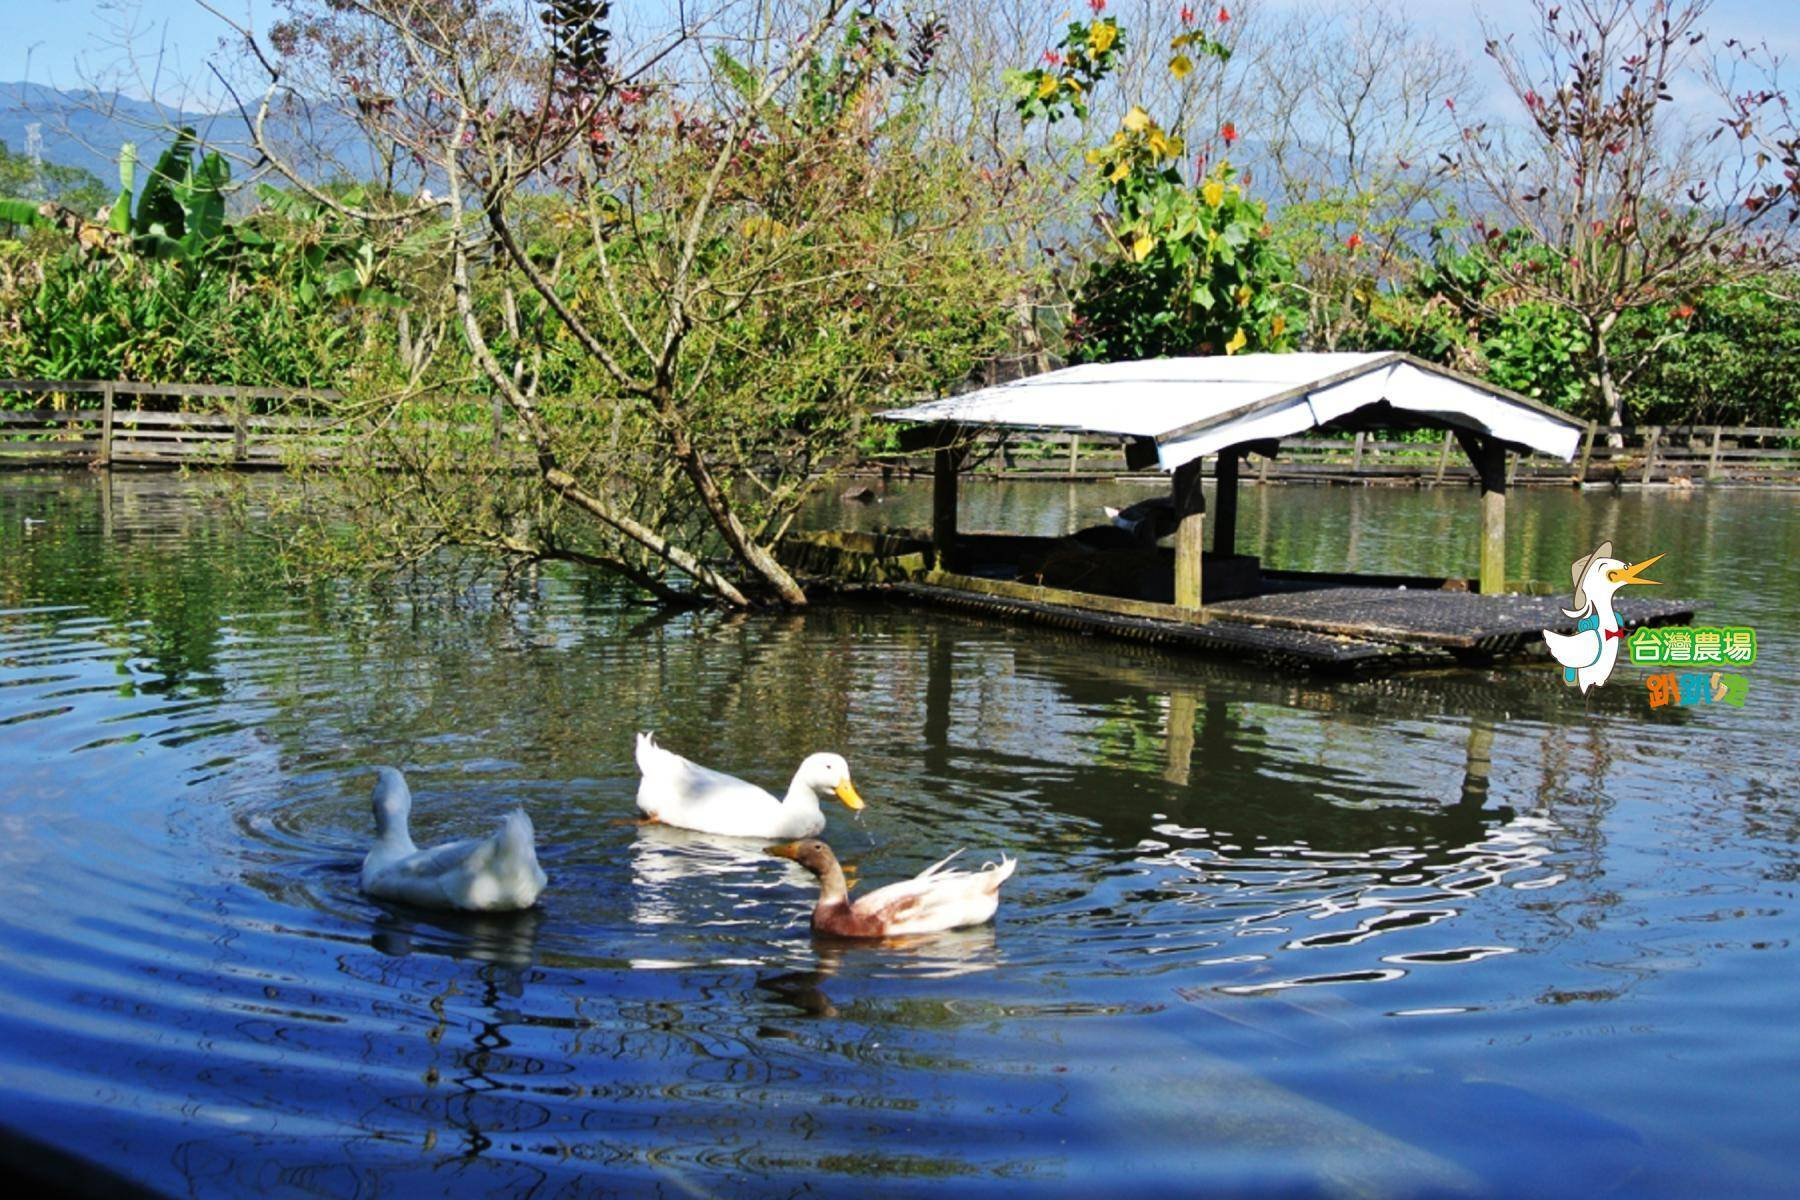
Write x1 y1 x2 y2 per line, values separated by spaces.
1455 430 1507 595
99 383 114 467
1124 437 1161 472
895 421 969 454
1172 458 1206 616
1641 424 1662 485
1433 429 1453 486
1707 426 1723 481
932 445 962 571
1213 449 1239 557
1576 420 1597 485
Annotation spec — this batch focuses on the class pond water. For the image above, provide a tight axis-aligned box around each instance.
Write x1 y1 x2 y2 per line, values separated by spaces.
0 471 1794 1197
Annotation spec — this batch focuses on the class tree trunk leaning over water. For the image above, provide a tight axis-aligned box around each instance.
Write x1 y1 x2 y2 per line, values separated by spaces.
232 0 1032 608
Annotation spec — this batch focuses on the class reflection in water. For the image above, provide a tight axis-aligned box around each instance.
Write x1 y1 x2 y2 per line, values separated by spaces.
0 473 1795 1197
369 904 544 971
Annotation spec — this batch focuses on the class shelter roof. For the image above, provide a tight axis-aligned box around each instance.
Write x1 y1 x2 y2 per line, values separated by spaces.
879 352 1585 468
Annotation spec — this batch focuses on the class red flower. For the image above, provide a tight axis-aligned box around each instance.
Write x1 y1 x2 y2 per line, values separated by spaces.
1444 96 1456 112
1345 232 1364 250
1180 4 1195 22
1217 5 1230 21
1673 303 1696 319
1043 50 1062 65
1089 0 1106 12
1221 121 1238 145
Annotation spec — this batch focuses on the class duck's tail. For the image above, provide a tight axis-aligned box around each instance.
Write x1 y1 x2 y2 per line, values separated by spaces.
493 808 539 868
635 731 661 774
983 854 1018 893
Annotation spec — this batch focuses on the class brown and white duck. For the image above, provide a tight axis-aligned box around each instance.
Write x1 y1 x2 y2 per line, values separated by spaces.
766 839 1016 938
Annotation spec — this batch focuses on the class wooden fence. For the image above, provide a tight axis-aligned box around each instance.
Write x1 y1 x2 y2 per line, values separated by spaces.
0 379 349 468
917 423 1800 486
3 378 1797 485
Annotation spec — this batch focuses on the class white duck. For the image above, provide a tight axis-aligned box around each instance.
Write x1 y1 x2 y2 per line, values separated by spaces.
634 732 864 839
767 839 1016 937
1542 541 1663 693
359 767 547 911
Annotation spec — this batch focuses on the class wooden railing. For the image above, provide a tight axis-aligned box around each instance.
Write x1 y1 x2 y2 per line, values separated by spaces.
0 379 348 468
912 423 1800 486
4 378 1797 485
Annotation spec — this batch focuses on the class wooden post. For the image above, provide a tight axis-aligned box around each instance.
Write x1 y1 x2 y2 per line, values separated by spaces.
1172 458 1206 616
1576 420 1597 485
1640 424 1661 485
1433 429 1453 486
1456 431 1507 594
1707 426 1723 481
233 397 248 462
1351 430 1366 474
1067 434 1080 475
99 383 114 467
491 394 505 451
1212 449 1239 557
932 445 961 571
1258 450 1271 484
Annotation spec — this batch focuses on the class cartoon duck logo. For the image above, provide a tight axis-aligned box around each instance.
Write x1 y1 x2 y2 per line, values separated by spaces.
1542 541 1663 693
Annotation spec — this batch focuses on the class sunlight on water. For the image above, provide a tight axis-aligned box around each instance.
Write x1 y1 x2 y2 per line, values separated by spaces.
0 472 1794 1196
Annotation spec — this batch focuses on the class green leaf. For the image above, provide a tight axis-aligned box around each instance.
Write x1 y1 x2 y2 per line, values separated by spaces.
134 128 196 241
108 143 136 234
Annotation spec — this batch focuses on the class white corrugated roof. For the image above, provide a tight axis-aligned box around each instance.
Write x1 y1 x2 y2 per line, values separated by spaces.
880 352 1585 469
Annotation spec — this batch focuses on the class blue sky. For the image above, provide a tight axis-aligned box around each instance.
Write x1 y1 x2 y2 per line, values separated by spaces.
10 0 1800 105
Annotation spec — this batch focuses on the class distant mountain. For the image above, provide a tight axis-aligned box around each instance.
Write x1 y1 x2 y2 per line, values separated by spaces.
0 82 219 181
0 81 372 191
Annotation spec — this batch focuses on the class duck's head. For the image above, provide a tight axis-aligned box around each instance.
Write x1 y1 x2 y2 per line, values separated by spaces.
1576 549 1664 608
795 753 865 811
765 838 840 877
370 766 412 837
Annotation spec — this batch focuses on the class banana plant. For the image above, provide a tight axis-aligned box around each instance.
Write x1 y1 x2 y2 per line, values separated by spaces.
107 143 136 234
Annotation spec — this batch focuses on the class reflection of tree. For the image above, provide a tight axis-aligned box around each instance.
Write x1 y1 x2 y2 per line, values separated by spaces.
0 475 266 699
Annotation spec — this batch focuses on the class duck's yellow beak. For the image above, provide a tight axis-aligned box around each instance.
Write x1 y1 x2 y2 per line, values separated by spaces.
766 841 801 860
834 780 866 811
1608 554 1664 587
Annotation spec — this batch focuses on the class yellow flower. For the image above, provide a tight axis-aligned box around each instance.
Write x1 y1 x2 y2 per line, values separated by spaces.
1272 313 1287 337
1085 147 1106 164
1037 74 1059 100
1170 54 1193 79
1109 160 1130 183
1202 180 1224 207
1090 20 1118 54
1132 233 1156 261
1123 105 1152 133
1064 76 1084 93
1225 328 1248 355
1234 285 1252 308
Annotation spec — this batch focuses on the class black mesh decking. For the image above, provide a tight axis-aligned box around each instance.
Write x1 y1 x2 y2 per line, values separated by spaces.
1206 587 1696 654
869 580 1696 675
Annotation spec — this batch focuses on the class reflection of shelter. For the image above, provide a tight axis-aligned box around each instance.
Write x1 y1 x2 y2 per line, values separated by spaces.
792 353 1691 673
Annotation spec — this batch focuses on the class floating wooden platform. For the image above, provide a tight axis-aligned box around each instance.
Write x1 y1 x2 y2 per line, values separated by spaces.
1208 586 1695 658
782 530 1697 676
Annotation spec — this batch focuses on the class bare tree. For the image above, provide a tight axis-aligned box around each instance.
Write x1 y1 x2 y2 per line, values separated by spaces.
1451 0 1800 440
1251 0 1473 200
203 0 1034 607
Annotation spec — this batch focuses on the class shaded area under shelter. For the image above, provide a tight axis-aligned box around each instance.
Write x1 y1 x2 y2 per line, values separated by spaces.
784 353 1692 673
